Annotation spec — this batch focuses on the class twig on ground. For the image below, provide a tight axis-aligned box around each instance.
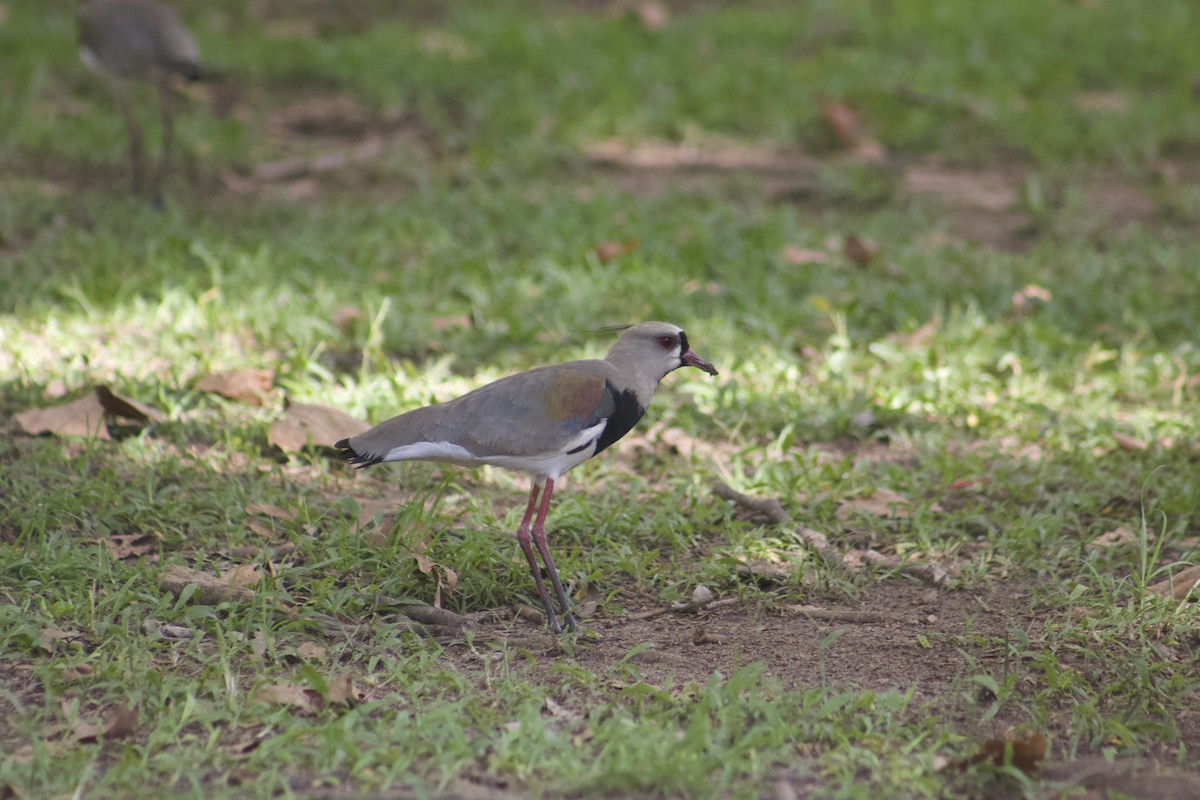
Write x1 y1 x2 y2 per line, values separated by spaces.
1148 564 1200 600
712 481 792 524
628 607 670 621
786 605 905 624
157 565 254 605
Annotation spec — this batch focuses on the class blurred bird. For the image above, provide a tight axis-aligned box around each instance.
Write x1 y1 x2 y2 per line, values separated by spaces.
336 322 719 634
77 0 207 202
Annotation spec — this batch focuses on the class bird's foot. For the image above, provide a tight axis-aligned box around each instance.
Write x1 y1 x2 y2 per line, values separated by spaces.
545 606 578 635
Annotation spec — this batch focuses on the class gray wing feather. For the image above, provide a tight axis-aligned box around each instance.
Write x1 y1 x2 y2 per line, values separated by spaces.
344 360 617 463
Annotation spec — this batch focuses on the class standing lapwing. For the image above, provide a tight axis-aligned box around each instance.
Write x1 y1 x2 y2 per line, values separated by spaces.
77 0 206 202
336 322 719 634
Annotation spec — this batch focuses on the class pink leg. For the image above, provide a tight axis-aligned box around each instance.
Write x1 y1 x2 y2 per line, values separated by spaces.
532 479 577 633
515 481 566 633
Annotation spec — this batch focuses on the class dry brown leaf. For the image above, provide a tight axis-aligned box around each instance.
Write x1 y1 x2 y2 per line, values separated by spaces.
430 314 472 333
821 99 861 148
268 402 370 452
102 704 139 740
1072 91 1130 115
222 563 262 591
967 729 1048 772
61 663 94 684
636 1 670 29
836 488 915 520
1112 432 1149 452
245 519 279 539
254 682 323 713
593 238 640 263
297 642 327 662
95 531 162 560
843 234 880 266
326 674 362 705
1010 284 1052 318
819 99 887 162
194 369 275 405
1148 564 1200 600
414 554 458 609
246 503 292 521
70 703 139 744
781 245 830 266
1087 526 1141 550
94 385 163 423
38 627 79 653
14 394 109 439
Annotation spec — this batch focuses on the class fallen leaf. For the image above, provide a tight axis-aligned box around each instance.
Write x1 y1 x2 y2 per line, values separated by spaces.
1112 432 1149 452
194 369 275 405
821 98 861 148
14 394 109 439
836 488 916 520
1072 91 1130 115
1010 284 1052 318
254 682 323 713
222 563 263 591
94 385 163 423
268 402 370 452
593 238 639 263
61 663 94 684
543 696 581 720
95 531 162 560
102 704 139 740
326 674 362 705
297 642 327 662
245 519 279 539
414 554 458 608
1088 526 1141 551
70 703 139 744
781 245 830 266
430 314 472 333
636 1 670 29
843 234 880 266
967 729 1048 773
331 305 363 330
39 627 79 653
418 30 474 60
141 619 197 639
819 98 887 162
246 503 292 521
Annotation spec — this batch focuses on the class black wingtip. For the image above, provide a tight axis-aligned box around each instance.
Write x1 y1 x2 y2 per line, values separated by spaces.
334 438 384 469
171 61 216 82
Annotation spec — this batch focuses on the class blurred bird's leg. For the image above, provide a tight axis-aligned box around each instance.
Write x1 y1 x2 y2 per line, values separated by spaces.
152 77 175 208
112 81 144 194
532 479 577 633
516 481 565 633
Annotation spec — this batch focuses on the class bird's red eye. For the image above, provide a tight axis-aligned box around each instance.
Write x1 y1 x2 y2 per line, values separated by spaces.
658 335 677 350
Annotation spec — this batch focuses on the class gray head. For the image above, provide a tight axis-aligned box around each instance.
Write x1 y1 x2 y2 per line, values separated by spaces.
604 321 718 399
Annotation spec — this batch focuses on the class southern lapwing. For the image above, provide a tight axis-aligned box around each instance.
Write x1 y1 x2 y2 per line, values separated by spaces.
335 322 719 634
77 0 206 202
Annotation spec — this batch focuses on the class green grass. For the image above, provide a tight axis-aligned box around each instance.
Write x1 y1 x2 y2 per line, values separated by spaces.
2 0 1200 798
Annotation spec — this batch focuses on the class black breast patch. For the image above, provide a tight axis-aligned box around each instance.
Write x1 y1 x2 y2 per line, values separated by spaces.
593 381 645 455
